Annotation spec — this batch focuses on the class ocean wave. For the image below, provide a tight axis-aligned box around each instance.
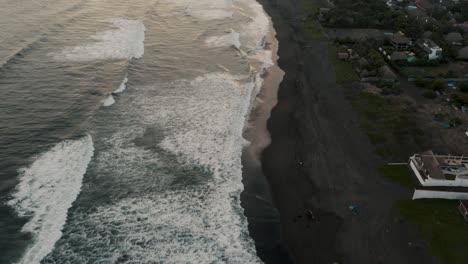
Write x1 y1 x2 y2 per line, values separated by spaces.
205 30 241 49
51 18 145 62
113 76 128 94
7 135 94 264
102 95 115 107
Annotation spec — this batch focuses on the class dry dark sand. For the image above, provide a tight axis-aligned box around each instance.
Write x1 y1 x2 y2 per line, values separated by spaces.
243 0 438 263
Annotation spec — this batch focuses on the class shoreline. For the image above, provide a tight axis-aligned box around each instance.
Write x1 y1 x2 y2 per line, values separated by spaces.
252 0 436 263
240 13 292 264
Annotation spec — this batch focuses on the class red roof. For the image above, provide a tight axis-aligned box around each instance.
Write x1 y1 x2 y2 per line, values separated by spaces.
416 3 426 11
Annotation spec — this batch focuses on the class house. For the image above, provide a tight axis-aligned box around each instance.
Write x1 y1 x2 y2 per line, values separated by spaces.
379 65 398 82
415 0 432 12
458 200 468 220
409 151 468 187
458 46 468 60
409 151 468 200
445 32 463 46
388 32 411 50
416 39 443 60
457 23 468 34
389 51 407 61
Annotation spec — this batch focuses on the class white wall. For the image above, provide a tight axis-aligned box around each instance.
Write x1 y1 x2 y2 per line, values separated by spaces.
413 190 468 200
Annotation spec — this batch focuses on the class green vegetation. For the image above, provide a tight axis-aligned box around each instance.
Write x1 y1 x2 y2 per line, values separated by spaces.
404 66 451 79
378 164 417 188
423 90 437 99
414 77 446 92
458 83 468 93
351 91 422 159
399 199 468 264
378 81 401 95
299 1 325 40
325 0 399 29
450 93 468 108
328 44 359 83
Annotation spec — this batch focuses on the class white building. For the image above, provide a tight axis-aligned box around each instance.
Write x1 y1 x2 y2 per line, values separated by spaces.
409 151 468 200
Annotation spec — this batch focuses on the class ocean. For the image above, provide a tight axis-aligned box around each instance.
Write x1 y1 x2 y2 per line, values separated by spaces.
0 0 278 263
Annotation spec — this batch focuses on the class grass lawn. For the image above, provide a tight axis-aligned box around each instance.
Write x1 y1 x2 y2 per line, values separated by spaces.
300 15 325 40
399 199 468 264
299 1 326 40
350 91 419 159
378 165 468 264
328 44 359 83
401 66 451 79
378 164 417 188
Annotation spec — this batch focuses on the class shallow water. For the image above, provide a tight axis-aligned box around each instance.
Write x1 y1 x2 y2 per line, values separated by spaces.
0 0 276 263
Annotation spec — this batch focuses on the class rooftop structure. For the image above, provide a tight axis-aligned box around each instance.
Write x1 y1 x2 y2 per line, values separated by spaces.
458 46 468 60
445 32 463 46
409 151 468 187
388 32 411 50
409 151 468 200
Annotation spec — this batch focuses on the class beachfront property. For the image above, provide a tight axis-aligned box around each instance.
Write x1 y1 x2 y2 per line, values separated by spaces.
409 151 468 199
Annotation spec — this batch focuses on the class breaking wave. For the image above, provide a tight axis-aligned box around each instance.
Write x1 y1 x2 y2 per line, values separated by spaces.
52 18 145 61
102 95 115 107
113 76 128 94
205 30 241 49
7 135 94 264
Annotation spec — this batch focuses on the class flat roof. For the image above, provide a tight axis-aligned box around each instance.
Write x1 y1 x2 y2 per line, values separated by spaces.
420 151 446 180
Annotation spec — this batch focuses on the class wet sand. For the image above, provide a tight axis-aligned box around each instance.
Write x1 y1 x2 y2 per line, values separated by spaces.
240 19 292 263
247 0 437 263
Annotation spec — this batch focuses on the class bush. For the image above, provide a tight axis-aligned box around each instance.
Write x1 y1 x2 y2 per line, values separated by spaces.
431 79 445 91
459 83 468 93
449 117 462 127
423 90 437 99
415 77 431 88
451 93 468 107
379 82 401 95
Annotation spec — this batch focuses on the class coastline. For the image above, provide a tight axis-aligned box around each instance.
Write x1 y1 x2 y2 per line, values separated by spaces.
240 14 292 264
251 0 436 263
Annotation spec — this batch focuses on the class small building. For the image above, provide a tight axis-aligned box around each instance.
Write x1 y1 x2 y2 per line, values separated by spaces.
458 200 468 220
388 32 411 50
416 39 443 60
379 65 398 82
318 8 330 22
409 151 468 187
445 32 463 46
458 46 468 60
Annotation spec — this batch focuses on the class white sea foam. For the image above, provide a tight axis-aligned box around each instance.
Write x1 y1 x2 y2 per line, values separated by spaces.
42 73 262 263
47 192 259 263
205 31 241 49
53 19 145 61
167 0 233 20
102 94 115 107
236 0 270 50
113 76 128 93
157 73 256 180
8 135 94 264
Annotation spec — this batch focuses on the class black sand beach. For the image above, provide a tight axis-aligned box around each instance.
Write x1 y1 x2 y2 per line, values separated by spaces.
246 0 438 263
